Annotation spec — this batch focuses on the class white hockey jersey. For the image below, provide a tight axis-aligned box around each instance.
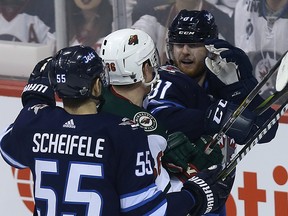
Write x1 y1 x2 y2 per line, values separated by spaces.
0 13 56 50
234 0 288 98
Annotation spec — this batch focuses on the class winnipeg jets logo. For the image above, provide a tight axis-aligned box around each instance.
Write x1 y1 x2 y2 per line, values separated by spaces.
205 12 214 22
134 112 157 132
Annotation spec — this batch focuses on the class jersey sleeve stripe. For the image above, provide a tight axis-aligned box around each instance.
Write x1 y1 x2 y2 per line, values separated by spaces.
0 126 27 169
0 147 27 169
120 183 163 212
148 99 186 115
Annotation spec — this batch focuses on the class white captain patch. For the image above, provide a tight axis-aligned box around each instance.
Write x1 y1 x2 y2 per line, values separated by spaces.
133 112 157 132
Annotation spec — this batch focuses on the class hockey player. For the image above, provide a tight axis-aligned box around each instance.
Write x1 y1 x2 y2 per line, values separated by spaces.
0 45 235 215
131 0 235 63
99 28 223 192
146 9 279 216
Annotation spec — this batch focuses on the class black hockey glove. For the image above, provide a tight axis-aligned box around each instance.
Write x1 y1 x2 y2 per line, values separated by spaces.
182 165 235 216
205 39 253 84
205 99 256 144
162 132 223 181
21 57 55 107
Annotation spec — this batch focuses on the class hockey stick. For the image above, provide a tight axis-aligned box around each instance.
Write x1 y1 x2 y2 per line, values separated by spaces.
204 51 288 155
217 92 288 181
254 87 288 115
276 51 288 91
255 53 288 115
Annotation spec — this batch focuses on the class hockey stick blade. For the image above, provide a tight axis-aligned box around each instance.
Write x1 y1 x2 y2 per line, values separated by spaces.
217 96 288 181
276 51 288 91
204 51 288 155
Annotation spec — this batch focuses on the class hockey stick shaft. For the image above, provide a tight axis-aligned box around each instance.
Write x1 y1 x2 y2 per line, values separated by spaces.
254 87 288 115
217 93 288 181
205 51 288 154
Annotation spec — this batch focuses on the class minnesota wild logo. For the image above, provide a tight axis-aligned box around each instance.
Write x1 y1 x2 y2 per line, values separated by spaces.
134 112 157 132
128 35 138 45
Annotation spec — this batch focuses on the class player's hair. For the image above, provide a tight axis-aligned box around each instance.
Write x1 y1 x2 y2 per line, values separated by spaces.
100 28 160 86
166 10 218 62
48 45 109 100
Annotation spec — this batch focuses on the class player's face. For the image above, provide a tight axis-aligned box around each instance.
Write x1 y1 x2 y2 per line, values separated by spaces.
172 43 207 78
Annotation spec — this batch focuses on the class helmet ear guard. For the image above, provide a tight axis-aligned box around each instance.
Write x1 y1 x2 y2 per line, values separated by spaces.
142 48 160 87
100 28 160 86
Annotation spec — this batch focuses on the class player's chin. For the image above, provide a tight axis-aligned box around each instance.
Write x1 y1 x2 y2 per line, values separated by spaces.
178 64 197 77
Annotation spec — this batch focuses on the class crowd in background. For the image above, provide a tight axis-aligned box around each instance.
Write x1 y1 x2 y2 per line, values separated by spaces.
0 0 287 100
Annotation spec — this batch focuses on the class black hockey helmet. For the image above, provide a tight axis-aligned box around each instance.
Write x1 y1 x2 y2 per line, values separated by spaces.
49 45 109 99
168 9 218 44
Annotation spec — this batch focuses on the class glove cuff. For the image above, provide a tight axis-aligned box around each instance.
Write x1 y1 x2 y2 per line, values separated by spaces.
218 78 257 103
183 175 215 215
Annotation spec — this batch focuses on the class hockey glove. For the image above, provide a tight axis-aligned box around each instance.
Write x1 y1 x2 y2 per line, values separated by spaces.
205 99 256 144
162 132 223 181
183 165 235 215
205 39 253 85
21 57 55 107
162 131 198 173
189 135 223 171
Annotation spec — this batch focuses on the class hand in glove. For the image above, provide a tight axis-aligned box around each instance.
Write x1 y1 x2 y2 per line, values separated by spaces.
205 39 253 85
183 164 235 215
205 99 257 144
21 57 55 107
162 132 223 181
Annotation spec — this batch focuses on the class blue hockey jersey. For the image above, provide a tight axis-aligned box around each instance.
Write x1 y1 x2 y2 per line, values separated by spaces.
0 101 169 216
147 65 278 144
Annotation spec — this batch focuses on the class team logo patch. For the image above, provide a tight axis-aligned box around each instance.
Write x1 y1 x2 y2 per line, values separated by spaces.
28 104 48 114
133 112 157 132
252 51 279 98
119 117 139 129
128 35 138 45
160 65 181 74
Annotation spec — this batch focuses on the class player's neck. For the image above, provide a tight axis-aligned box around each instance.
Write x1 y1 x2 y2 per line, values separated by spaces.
175 0 203 11
266 0 288 12
197 72 206 87
64 101 97 115
112 84 145 107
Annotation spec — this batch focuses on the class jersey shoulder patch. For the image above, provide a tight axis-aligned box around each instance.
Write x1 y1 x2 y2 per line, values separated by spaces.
28 104 49 114
159 65 181 74
133 111 158 132
119 117 140 130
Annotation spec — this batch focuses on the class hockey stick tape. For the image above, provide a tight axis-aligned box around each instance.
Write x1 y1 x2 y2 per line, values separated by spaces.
276 52 288 92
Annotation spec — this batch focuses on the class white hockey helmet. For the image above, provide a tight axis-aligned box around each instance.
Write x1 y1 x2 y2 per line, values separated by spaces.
100 28 160 86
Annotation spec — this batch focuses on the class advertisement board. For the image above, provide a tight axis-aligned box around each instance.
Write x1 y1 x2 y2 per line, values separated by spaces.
0 94 287 216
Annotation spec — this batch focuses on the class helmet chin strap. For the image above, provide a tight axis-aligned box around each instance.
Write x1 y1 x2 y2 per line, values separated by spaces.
142 69 160 87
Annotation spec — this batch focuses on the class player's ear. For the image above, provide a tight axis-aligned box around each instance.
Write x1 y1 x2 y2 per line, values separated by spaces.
92 78 102 97
142 61 152 83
